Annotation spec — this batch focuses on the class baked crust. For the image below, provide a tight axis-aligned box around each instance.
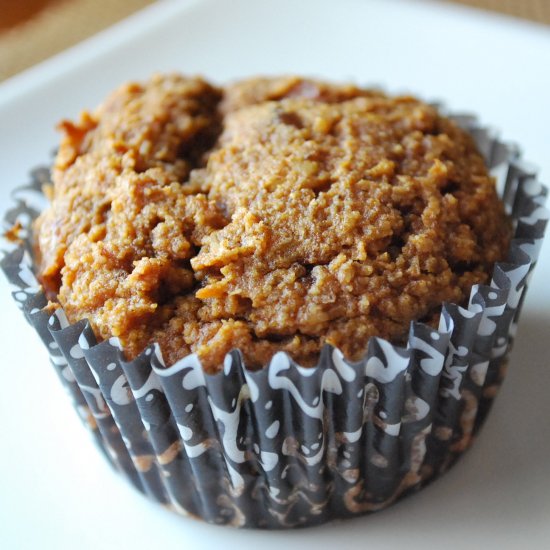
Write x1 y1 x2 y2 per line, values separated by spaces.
34 74 511 372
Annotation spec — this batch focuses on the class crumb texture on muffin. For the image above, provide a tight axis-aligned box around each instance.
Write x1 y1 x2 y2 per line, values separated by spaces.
34 74 511 372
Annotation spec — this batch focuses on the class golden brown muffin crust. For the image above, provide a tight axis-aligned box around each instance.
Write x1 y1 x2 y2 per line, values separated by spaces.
34 74 511 372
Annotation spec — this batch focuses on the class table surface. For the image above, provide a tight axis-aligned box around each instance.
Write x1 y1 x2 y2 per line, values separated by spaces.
1 0 550 81
0 0 549 549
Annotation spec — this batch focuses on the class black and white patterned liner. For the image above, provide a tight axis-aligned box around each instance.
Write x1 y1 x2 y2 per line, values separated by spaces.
1 116 548 529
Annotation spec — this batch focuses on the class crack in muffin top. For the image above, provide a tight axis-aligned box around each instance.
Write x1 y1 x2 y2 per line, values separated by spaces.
34 74 511 372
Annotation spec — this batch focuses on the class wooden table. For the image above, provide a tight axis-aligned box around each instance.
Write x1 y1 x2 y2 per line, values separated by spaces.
0 0 549 82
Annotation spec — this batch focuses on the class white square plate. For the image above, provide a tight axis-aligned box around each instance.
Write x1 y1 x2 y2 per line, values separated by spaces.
1 1 549 548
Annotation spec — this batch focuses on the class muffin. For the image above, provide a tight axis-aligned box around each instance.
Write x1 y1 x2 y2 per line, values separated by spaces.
2 74 547 528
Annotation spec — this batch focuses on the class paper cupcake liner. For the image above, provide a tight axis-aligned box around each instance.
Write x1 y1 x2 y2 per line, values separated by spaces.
1 115 548 529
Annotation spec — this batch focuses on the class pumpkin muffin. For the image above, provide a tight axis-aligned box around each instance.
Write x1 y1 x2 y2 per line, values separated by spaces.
34 74 511 373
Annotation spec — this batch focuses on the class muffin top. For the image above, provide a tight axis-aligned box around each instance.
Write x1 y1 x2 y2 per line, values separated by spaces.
34 74 511 372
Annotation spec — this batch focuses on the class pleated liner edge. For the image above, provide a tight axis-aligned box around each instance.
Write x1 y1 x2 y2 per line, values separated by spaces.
1 114 548 528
